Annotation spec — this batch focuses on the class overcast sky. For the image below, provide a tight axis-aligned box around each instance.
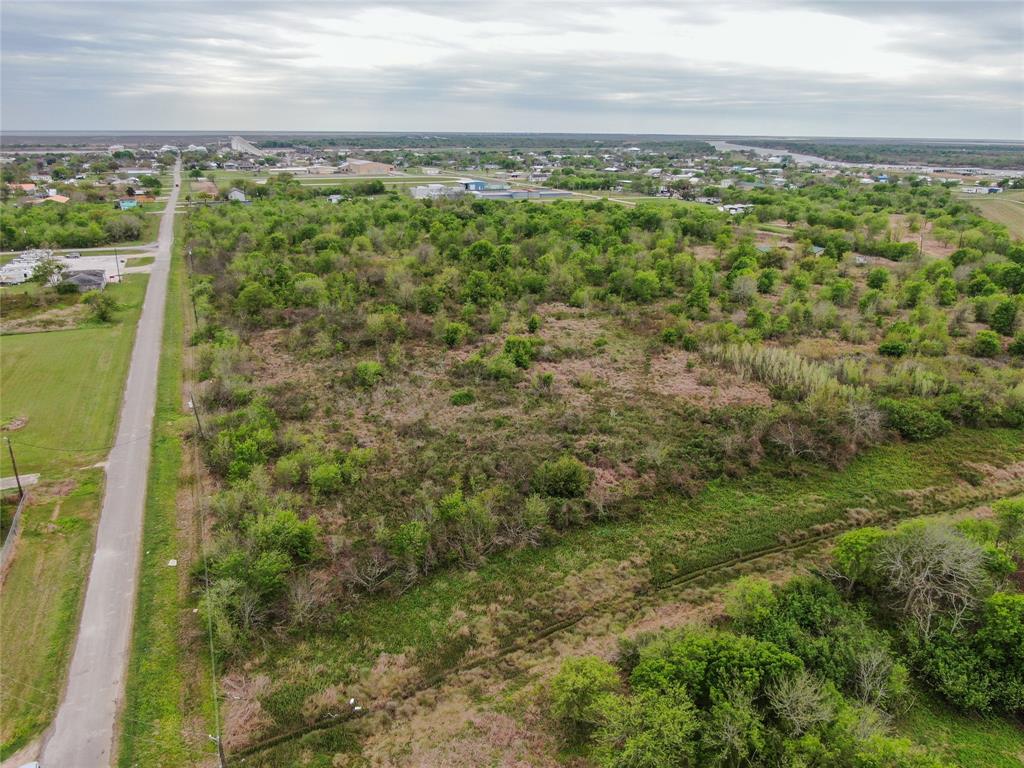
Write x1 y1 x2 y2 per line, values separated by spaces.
2 0 1022 139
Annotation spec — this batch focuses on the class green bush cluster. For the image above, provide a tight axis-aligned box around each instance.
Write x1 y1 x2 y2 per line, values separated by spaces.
555 512 1023 766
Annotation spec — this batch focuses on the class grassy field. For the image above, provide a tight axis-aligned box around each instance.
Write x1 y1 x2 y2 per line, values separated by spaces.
900 694 1024 768
0 275 148 757
233 427 1022 751
117 227 216 767
0 275 147 477
0 473 104 757
962 189 1024 238
126 256 155 267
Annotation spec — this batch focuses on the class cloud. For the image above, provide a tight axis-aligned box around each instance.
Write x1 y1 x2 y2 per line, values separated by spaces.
1 0 1021 138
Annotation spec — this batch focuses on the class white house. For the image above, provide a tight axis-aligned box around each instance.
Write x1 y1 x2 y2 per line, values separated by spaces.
227 188 247 202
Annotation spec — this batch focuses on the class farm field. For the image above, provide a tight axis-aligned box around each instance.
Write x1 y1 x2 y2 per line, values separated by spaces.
0 274 148 757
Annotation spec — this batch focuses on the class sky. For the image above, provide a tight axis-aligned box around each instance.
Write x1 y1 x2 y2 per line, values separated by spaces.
1 0 1022 139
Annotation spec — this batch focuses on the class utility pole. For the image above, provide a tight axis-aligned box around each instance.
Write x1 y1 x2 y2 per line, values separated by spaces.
113 247 121 282
209 734 226 767
190 390 206 441
187 248 198 324
4 438 23 498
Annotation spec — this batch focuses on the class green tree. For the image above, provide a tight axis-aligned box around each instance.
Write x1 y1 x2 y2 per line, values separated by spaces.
84 290 118 322
551 656 620 735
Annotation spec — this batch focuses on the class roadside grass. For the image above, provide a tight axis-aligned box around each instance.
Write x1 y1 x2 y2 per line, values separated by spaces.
244 427 1023 737
899 693 1024 768
0 471 103 758
126 256 155 267
117 226 214 767
0 275 148 477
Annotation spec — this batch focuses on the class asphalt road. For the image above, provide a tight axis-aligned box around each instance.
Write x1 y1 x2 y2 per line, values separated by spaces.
40 161 181 768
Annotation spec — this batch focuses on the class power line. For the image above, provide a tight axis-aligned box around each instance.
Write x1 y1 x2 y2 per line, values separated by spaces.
184 239 225 768
7 432 153 454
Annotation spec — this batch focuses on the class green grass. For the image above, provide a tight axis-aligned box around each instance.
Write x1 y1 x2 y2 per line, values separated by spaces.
126 256 155 267
117 224 214 767
0 472 103 757
0 275 150 756
900 694 1024 768
0 275 148 477
964 190 1024 238
244 428 1023 737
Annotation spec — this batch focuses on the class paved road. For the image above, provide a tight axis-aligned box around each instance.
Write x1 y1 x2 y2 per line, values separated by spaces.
40 161 181 768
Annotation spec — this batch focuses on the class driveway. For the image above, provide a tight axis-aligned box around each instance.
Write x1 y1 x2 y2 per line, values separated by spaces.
39 160 182 768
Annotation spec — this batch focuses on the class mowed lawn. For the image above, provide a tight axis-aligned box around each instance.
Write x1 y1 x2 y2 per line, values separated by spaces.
0 275 147 477
0 275 148 757
964 189 1024 238
0 473 103 757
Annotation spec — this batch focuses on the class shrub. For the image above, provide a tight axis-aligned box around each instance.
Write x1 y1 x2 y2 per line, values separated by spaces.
484 353 519 380
1009 333 1024 356
866 268 890 290
993 497 1024 543
84 290 118 322
724 576 778 631
308 462 344 499
551 656 620 735
504 335 540 368
534 454 591 498
593 686 698 768
354 360 384 387
972 329 1002 357
878 398 952 441
209 402 279 480
875 522 987 636
441 320 470 348
365 309 406 343
630 629 802 706
990 297 1018 336
527 313 541 333
449 388 475 406
832 527 887 587
245 509 320 563
878 339 908 358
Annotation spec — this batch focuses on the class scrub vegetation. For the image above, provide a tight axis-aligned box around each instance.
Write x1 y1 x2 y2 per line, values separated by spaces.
166 169 1021 762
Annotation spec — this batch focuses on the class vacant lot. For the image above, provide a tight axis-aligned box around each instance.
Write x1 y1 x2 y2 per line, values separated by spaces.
0 275 147 477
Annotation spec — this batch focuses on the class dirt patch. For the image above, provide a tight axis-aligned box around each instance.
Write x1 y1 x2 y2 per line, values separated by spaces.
889 215 956 259
190 180 219 196
363 692 558 768
647 350 773 408
1 416 28 432
1 303 89 334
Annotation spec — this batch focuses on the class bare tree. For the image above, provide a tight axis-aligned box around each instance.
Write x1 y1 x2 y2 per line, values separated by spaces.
768 671 835 736
875 523 986 637
349 548 394 593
